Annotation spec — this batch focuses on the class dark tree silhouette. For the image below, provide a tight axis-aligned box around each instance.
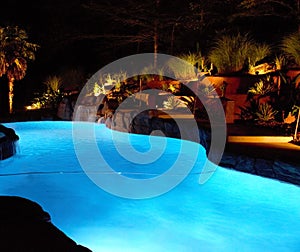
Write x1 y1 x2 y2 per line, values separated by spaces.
233 0 300 35
81 0 193 65
0 26 39 114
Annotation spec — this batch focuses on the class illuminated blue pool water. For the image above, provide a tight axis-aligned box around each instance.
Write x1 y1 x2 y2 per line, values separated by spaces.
0 121 300 252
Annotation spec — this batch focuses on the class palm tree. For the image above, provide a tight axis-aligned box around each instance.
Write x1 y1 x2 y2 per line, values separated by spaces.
0 26 39 114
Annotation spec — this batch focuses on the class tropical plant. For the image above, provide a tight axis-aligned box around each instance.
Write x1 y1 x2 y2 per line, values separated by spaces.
140 64 164 82
178 52 203 70
248 78 275 96
208 33 270 75
103 73 114 86
163 96 184 110
179 95 195 112
103 71 128 90
44 75 62 92
27 75 65 111
239 99 259 121
274 54 288 71
208 33 250 74
255 103 278 123
277 72 300 112
31 90 63 110
29 75 64 110
239 100 278 124
165 57 198 81
197 83 216 97
93 82 106 96
248 43 272 69
0 26 39 113
281 32 300 67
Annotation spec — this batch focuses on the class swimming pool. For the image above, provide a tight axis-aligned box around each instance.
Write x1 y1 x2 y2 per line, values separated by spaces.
0 121 299 251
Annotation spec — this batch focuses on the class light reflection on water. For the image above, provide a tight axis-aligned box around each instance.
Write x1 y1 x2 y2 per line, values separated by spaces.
0 121 299 252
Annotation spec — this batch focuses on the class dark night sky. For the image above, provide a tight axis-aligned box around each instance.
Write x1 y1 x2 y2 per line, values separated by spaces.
0 0 298 110
0 0 109 109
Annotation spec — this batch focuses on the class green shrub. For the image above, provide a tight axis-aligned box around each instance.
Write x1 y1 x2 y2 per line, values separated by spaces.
248 43 272 68
163 96 184 109
281 32 300 67
165 56 198 81
248 76 275 96
255 103 278 123
208 33 271 74
178 52 203 68
43 75 62 92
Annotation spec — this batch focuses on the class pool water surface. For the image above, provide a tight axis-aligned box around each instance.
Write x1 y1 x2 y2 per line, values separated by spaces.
0 121 299 252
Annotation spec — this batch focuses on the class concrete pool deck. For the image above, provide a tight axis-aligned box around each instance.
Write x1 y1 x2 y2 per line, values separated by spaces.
225 123 299 164
221 123 300 186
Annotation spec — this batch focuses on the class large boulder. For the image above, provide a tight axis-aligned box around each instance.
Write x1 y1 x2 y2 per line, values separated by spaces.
0 196 92 252
0 124 19 160
0 124 19 141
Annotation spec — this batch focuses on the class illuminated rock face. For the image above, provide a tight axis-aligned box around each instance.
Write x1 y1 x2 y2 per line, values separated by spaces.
109 111 300 186
0 125 19 160
109 109 211 152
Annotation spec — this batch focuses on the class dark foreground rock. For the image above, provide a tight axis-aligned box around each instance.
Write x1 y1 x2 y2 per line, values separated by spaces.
0 125 19 141
220 153 300 186
0 124 19 160
0 196 92 252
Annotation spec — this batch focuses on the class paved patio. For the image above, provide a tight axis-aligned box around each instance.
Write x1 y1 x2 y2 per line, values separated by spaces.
225 123 300 165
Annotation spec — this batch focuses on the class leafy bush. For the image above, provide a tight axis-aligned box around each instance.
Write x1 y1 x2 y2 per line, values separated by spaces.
28 75 64 110
239 99 259 121
281 32 300 67
93 82 106 96
140 65 164 81
248 43 271 68
255 103 278 123
163 96 184 109
43 75 62 92
248 77 275 96
274 54 288 71
197 83 216 97
208 33 271 74
165 54 199 80
178 52 204 70
31 88 63 110
239 101 278 124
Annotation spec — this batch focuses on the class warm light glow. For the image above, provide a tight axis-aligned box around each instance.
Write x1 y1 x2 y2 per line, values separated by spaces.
228 136 293 143
1 122 300 252
248 63 275 75
25 102 41 110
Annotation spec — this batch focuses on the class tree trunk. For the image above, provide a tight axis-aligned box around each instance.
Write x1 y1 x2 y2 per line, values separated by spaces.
153 25 158 68
153 0 160 68
8 77 14 114
170 23 175 55
298 0 300 33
